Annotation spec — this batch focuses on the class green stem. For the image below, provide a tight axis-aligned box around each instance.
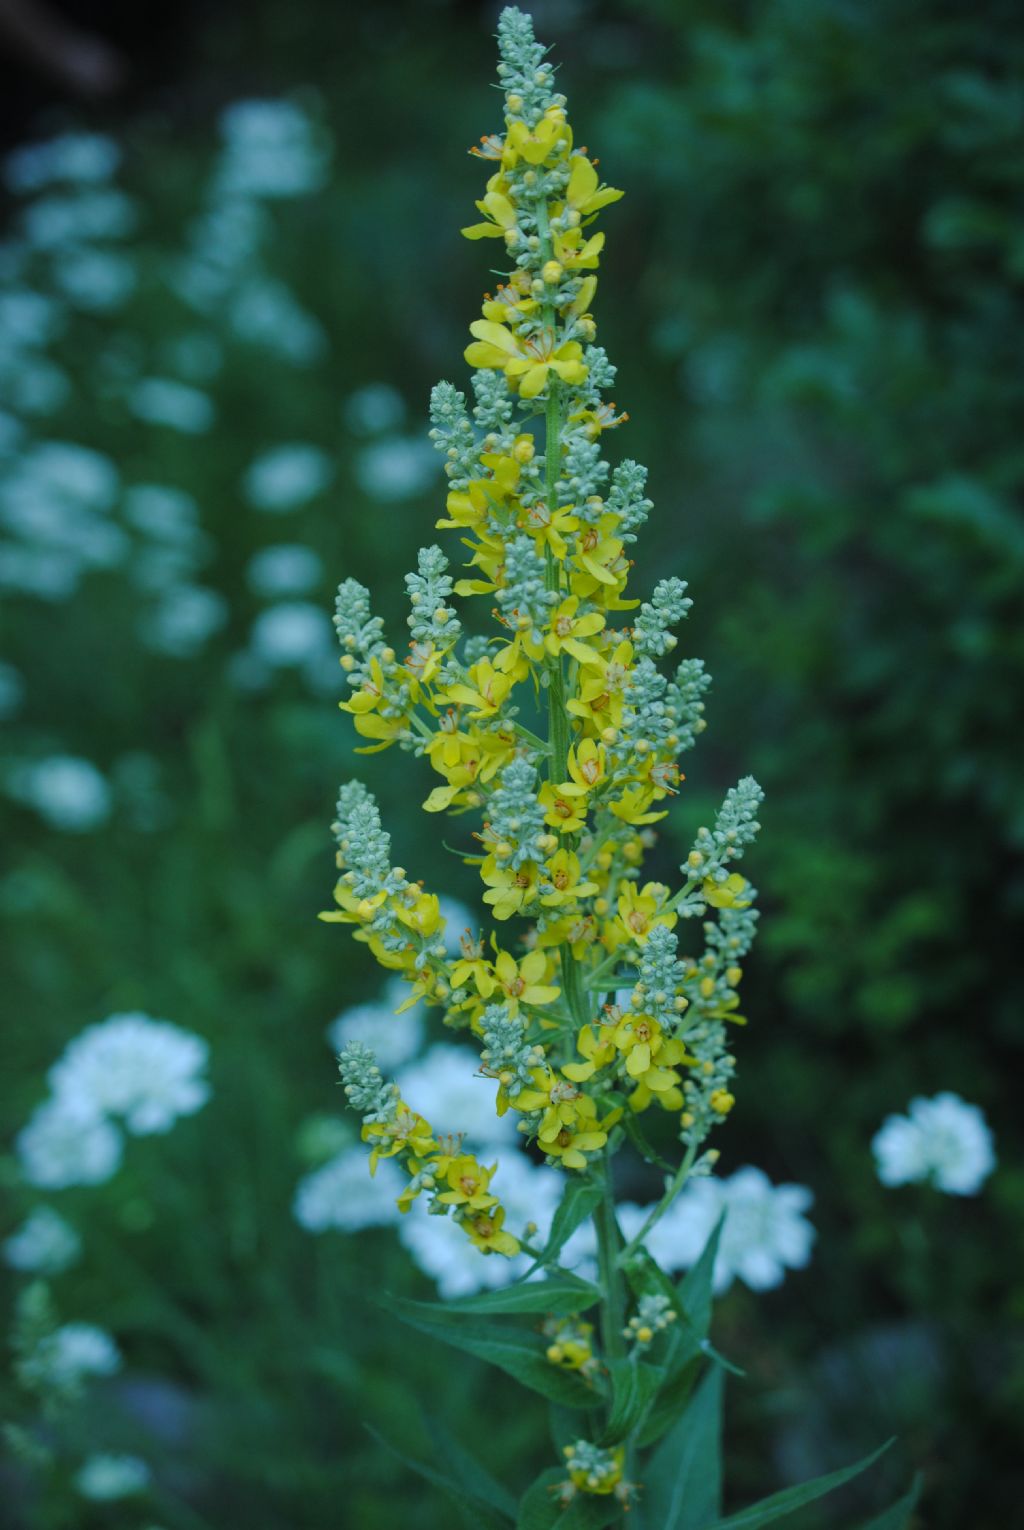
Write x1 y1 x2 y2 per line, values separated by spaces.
616 1140 699 1268
594 1152 627 1365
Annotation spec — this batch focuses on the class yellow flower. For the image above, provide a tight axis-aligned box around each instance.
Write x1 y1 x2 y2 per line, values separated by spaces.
519 499 579 561
506 112 569 165
443 657 517 718
567 641 633 729
704 873 752 909
608 782 668 826
461 1205 520 1257
492 948 560 1010
565 153 624 218
538 781 588 834
437 1155 499 1211
544 595 606 665
461 184 518 240
540 849 598 908
464 320 588 399
609 881 677 948
481 857 541 922
558 737 607 797
363 1104 436 1173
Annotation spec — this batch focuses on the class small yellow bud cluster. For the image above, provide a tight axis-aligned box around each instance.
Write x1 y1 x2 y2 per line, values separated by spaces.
624 1292 677 1351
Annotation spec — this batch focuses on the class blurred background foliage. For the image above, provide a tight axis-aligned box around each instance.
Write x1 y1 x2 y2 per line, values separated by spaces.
1 0 1022 1524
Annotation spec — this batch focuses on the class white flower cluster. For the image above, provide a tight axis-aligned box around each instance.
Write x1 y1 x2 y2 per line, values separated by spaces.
3 1205 82 1275
873 1091 996 1195
17 1013 211 1189
23 1321 121 1391
75 1452 150 1502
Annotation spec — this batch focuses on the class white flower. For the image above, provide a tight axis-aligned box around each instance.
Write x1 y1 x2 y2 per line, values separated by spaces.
145 585 227 657
52 249 136 311
123 484 203 545
75 1453 150 1502
130 378 215 434
326 984 424 1070
18 440 119 509
21 189 136 249
5 133 120 193
3 1206 82 1275
650 1167 815 1293
293 1147 404 1233
216 100 330 199
230 279 326 364
873 1092 996 1195
48 1013 210 1135
242 443 333 512
398 1152 563 1298
31 1323 121 1387
247 544 323 597
396 1044 518 1150
16 1096 123 1188
7 756 111 832
353 436 437 502
249 601 333 667
342 383 405 437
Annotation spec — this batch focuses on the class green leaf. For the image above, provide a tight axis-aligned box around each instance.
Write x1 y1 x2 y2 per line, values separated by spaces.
857 1475 923 1530
516 1468 622 1530
535 1177 604 1268
676 1215 725 1341
366 1424 513 1529
601 1356 665 1445
382 1293 596 1408
446 1273 602 1316
642 1364 723 1530
635 1355 701 1450
423 1413 519 1521
706 1440 895 1529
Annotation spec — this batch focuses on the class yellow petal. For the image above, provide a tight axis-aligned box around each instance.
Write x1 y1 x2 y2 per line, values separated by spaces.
568 155 598 207
518 363 549 399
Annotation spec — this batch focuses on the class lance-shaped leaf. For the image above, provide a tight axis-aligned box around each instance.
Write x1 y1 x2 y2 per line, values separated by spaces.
443 1273 602 1316
532 1177 604 1270
857 1475 923 1530
640 1363 723 1530
517 1468 623 1530
600 1356 665 1445
706 1440 895 1529
366 1423 513 1529
381 1292 597 1408
424 1413 519 1521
